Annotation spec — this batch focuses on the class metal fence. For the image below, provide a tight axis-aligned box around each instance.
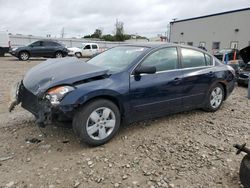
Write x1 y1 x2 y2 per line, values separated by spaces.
9 35 135 48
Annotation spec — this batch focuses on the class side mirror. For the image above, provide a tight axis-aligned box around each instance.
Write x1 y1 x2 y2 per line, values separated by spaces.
134 65 156 75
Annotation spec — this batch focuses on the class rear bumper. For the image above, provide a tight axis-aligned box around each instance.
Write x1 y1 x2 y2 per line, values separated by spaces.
225 80 235 99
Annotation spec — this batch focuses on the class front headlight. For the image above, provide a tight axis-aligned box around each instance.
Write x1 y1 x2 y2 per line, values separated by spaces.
45 86 74 105
12 47 18 51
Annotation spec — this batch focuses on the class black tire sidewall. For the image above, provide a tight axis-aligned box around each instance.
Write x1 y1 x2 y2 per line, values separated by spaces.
75 52 81 58
73 99 121 146
240 155 250 187
204 83 224 112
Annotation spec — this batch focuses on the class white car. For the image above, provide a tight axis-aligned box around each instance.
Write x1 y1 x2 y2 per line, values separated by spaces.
68 43 101 58
0 31 10 56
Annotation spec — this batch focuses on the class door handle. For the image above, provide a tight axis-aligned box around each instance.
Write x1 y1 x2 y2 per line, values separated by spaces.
173 77 182 84
206 71 214 77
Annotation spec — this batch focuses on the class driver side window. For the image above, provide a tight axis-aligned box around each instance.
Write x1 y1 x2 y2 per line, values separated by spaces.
84 45 91 50
31 41 42 47
141 47 178 72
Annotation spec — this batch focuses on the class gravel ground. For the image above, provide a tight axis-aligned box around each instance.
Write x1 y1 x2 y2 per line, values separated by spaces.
0 56 249 188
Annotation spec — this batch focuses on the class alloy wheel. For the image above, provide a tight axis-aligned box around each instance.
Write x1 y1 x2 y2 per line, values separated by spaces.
20 52 29 60
86 107 116 140
210 87 223 109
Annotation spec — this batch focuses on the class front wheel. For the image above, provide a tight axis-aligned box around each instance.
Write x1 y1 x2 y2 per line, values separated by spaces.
73 99 121 146
19 51 30 61
203 83 224 112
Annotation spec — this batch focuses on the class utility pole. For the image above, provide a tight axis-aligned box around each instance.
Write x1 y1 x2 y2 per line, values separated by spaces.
61 27 65 38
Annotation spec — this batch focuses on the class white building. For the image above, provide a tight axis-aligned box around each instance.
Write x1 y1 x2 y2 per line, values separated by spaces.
169 8 250 53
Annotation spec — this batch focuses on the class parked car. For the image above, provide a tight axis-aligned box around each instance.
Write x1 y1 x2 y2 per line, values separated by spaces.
237 46 250 86
68 43 102 58
9 44 235 146
9 40 68 61
214 49 244 74
198 46 207 51
0 31 10 57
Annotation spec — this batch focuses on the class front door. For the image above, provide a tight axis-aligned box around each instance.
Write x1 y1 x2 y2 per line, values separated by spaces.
29 41 44 57
129 47 183 121
82 44 92 56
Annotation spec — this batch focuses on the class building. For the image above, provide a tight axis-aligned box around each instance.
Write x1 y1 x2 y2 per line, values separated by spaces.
169 8 250 53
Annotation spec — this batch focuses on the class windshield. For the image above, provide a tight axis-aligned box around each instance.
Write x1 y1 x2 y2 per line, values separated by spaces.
87 46 148 72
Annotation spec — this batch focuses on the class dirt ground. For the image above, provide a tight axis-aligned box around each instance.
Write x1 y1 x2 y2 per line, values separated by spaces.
0 56 249 188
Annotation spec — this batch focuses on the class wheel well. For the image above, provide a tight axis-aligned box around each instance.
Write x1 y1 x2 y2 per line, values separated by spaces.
55 50 62 54
218 82 227 100
80 96 124 115
19 50 30 56
75 52 82 55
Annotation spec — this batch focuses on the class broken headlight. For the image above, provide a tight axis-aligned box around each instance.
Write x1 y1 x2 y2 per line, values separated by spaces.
45 86 74 105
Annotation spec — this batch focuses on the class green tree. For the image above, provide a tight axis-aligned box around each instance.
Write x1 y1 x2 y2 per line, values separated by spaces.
115 20 125 41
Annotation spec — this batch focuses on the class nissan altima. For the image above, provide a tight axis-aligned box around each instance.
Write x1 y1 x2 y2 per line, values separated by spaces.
9 44 235 146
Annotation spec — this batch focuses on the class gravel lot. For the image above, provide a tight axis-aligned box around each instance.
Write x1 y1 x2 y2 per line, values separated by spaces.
0 56 249 188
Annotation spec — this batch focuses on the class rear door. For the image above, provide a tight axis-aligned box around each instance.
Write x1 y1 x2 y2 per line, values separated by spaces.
129 47 183 120
91 44 98 55
180 47 215 108
42 41 58 56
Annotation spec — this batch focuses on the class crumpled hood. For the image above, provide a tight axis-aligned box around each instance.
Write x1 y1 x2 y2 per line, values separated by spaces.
23 57 109 95
240 46 250 64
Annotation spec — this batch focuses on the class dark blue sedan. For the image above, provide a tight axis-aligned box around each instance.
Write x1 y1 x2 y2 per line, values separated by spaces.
10 43 235 146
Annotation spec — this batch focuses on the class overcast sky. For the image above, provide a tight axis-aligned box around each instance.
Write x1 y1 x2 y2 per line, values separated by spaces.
0 0 249 38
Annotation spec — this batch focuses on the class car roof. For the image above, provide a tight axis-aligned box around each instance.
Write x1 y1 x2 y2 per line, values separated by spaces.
35 40 60 43
119 42 208 53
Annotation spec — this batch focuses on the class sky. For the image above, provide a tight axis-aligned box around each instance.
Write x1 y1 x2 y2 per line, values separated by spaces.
0 0 249 38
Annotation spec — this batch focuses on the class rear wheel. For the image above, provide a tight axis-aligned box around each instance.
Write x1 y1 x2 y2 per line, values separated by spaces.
203 83 224 112
75 52 82 58
18 51 30 61
73 99 120 146
55 51 63 58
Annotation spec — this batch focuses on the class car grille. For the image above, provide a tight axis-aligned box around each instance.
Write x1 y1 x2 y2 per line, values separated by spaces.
19 84 39 116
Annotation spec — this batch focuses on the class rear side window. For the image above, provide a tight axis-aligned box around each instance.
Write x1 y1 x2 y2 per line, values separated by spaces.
141 47 178 72
43 41 59 46
84 45 91 49
181 48 206 68
92 45 98 49
205 54 212 65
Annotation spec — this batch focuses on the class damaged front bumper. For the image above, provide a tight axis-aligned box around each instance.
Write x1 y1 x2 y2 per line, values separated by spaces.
9 81 70 127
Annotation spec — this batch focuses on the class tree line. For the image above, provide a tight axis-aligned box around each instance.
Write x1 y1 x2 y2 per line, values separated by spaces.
83 20 148 41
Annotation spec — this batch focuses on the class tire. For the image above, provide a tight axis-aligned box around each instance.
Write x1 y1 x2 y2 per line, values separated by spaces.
75 52 82 58
0 47 4 57
240 155 250 188
18 51 30 61
73 99 121 146
203 83 224 112
55 51 63 58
